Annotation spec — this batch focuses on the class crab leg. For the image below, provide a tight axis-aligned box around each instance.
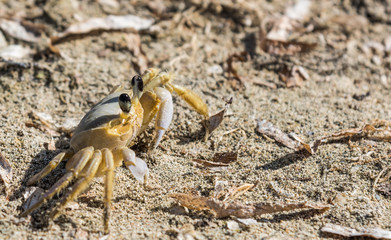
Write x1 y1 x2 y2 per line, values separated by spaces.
150 87 173 151
123 148 149 185
21 147 93 217
27 150 74 186
102 148 115 234
169 83 209 117
51 150 102 220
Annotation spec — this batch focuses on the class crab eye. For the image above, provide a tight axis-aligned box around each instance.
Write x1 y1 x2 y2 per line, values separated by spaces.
131 75 144 92
119 93 132 113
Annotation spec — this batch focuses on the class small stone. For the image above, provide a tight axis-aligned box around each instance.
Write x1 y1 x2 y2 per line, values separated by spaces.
227 220 240 231
207 65 223 75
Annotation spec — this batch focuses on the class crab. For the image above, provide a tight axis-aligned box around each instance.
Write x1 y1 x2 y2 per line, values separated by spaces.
21 68 209 234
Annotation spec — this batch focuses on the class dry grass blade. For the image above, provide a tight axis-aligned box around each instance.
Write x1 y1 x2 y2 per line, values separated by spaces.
0 152 12 195
203 98 232 141
321 223 391 239
51 15 154 44
170 193 329 218
256 119 312 154
0 18 41 43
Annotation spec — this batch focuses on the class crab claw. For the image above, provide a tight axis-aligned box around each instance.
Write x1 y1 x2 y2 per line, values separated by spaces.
122 148 149 185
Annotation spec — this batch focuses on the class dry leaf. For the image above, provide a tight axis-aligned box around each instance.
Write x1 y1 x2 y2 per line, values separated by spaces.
212 152 238 164
0 152 12 195
170 193 328 218
256 119 312 154
321 223 391 239
0 18 41 42
51 15 154 44
22 187 45 211
203 98 232 141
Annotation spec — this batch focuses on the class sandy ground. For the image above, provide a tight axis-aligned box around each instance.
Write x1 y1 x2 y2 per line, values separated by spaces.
0 0 391 239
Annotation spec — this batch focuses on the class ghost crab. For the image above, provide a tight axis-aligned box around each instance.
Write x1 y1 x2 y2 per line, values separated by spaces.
21 68 209 234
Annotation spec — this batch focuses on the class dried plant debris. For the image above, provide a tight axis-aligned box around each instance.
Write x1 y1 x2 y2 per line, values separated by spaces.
319 120 391 143
0 152 12 195
226 51 249 89
25 111 60 136
256 119 314 154
321 223 391 239
51 15 154 44
193 152 237 168
279 65 309 88
203 98 232 141
169 193 328 218
0 18 42 43
259 0 315 55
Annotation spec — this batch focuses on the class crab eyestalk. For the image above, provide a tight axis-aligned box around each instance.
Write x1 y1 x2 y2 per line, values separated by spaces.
119 93 132 121
131 75 144 101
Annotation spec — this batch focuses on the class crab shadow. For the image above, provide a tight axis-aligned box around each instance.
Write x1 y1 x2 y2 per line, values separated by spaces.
259 149 311 171
10 135 76 230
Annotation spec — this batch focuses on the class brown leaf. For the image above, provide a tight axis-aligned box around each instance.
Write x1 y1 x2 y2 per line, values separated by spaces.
212 152 238 164
321 223 391 239
203 98 232 141
0 18 42 42
0 152 12 195
51 15 154 44
170 193 329 218
256 119 312 154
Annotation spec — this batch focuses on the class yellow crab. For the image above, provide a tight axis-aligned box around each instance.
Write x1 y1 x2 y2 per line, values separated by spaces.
21 68 209 234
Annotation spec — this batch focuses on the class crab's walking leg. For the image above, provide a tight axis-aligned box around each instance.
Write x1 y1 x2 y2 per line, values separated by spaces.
123 148 149 185
51 150 102 219
27 150 74 186
102 149 114 234
150 87 173 151
21 147 93 217
169 84 209 117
